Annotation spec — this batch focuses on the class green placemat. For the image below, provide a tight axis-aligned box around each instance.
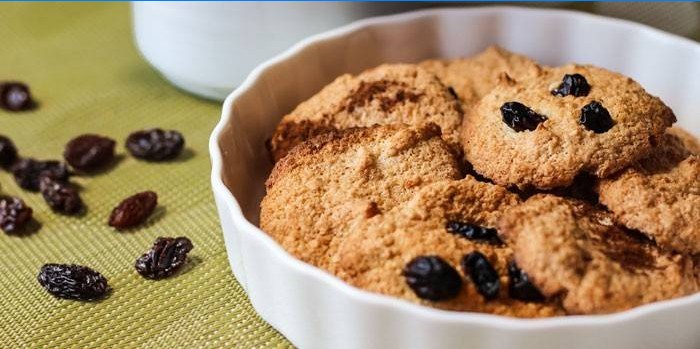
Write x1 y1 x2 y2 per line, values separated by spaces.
0 3 291 348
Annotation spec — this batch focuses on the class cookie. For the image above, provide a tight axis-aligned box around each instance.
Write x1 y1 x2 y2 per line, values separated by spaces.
499 195 698 315
420 46 542 110
327 178 563 317
462 64 676 190
597 129 699 254
267 64 463 162
260 123 462 266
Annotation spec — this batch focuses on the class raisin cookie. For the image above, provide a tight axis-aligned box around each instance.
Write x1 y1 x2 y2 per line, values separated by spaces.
420 46 542 109
327 178 563 317
267 64 463 162
597 128 699 254
462 64 676 190
499 195 698 315
260 124 461 266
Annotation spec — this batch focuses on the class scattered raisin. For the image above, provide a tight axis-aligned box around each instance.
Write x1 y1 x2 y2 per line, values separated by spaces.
39 176 83 215
461 251 500 300
0 135 18 168
135 237 194 279
403 255 462 301
446 220 502 244
63 134 116 172
11 158 70 191
126 128 185 161
507 260 545 302
501 102 547 132
551 74 590 97
0 195 32 234
37 264 109 300
580 101 614 133
108 191 158 229
0 82 35 111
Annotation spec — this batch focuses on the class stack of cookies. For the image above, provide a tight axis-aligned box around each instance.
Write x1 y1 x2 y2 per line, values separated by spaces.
260 46 699 317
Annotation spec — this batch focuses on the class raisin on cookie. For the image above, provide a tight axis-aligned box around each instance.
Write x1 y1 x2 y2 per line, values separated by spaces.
327 178 563 317
462 64 676 190
260 124 462 267
597 128 699 254
267 64 463 162
499 195 698 315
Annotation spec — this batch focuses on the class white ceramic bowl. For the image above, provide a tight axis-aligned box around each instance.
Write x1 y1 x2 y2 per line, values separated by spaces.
209 7 700 349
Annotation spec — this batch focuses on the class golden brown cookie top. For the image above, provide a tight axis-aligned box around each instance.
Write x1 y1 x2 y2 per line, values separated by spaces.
499 195 698 315
327 178 563 317
462 64 676 190
260 124 462 266
267 64 463 162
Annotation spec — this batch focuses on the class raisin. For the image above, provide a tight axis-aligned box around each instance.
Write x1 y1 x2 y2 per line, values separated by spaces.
0 82 35 111
37 264 109 300
447 86 459 99
501 102 547 132
0 135 18 168
446 220 502 244
39 176 83 215
63 134 116 172
108 191 158 229
551 74 590 97
507 260 545 302
135 237 194 279
580 101 614 133
11 158 70 191
403 255 462 301
461 251 500 300
126 128 185 161
0 195 32 233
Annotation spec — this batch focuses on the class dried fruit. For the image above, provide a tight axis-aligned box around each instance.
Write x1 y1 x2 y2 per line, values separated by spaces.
0 195 32 233
39 176 83 215
501 102 547 132
63 134 116 172
135 237 194 279
507 261 545 302
446 220 502 244
551 74 591 97
11 158 70 191
108 191 158 229
461 251 500 300
37 264 109 300
126 128 185 161
580 101 614 133
0 82 35 111
403 255 462 301
0 135 18 168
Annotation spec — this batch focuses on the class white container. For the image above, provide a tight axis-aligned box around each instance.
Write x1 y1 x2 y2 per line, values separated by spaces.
209 7 700 349
132 2 421 100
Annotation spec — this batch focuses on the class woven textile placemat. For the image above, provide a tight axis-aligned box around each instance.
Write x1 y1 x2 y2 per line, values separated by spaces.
0 3 291 348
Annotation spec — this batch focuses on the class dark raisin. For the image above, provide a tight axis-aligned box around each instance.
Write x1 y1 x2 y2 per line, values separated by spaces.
108 191 158 229
126 128 184 161
580 101 614 133
501 102 547 132
507 260 545 302
63 134 116 172
37 264 109 300
0 195 32 234
403 256 462 301
0 82 35 111
11 158 70 191
461 251 500 300
551 74 591 97
446 220 502 244
447 86 459 99
135 237 194 279
0 135 18 168
39 176 83 215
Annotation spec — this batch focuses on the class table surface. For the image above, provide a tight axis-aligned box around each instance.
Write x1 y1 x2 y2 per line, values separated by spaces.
1 3 697 349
